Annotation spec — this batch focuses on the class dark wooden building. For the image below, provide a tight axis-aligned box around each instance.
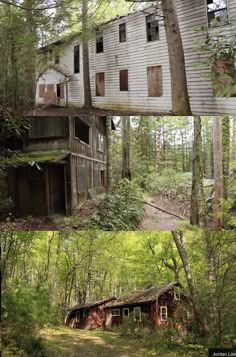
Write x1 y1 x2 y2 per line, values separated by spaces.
65 297 116 329
7 107 114 216
104 282 190 330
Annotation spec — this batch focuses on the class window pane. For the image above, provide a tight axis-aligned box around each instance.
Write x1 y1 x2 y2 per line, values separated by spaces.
96 32 103 53
119 23 126 42
146 15 159 41
74 45 80 73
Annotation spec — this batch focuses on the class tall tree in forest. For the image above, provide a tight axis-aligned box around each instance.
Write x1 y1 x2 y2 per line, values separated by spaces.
190 117 202 226
221 116 230 200
213 117 223 230
81 0 92 108
172 231 209 337
121 116 131 180
106 116 113 192
161 0 191 115
155 118 161 173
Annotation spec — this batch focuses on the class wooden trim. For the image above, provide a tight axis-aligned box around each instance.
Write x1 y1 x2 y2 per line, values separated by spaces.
71 152 106 164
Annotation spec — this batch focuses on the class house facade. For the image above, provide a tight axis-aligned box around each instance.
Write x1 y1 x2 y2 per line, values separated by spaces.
65 297 116 329
36 0 236 115
104 282 190 330
7 112 110 216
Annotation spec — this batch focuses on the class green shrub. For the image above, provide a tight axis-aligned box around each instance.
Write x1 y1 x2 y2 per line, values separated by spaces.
82 179 144 230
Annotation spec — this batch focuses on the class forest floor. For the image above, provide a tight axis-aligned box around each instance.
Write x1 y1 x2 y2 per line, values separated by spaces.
40 327 207 357
141 195 188 231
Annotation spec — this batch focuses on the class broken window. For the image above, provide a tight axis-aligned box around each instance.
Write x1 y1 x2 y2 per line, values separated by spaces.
147 66 163 97
74 45 80 73
97 132 105 152
29 117 67 138
120 69 129 91
74 117 91 145
96 72 105 96
77 165 86 193
146 15 159 42
119 23 126 42
207 0 228 27
160 306 167 322
96 32 103 53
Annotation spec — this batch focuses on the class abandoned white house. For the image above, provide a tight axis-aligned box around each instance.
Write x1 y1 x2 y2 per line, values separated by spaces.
36 0 236 115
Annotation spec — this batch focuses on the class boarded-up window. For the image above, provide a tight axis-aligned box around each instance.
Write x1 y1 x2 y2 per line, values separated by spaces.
120 69 128 91
46 84 56 100
74 45 80 73
29 117 67 138
119 23 126 42
77 166 86 193
96 72 105 96
147 66 163 97
96 32 103 53
39 84 46 98
146 15 159 42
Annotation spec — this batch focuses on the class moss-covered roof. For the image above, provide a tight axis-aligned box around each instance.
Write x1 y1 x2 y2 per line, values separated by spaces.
9 150 69 167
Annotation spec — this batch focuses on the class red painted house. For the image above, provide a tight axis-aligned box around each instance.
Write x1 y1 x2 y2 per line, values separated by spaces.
104 282 190 330
65 297 116 329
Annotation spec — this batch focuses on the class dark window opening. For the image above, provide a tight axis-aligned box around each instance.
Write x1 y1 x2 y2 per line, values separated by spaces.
74 117 91 145
56 84 60 98
207 0 228 27
96 72 105 96
100 170 105 187
120 69 128 91
55 53 60 64
96 32 103 53
119 23 126 42
74 45 80 73
29 117 67 138
147 66 163 97
146 15 159 42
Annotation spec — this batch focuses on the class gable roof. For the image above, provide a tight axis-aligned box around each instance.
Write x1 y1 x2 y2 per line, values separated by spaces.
69 297 117 313
105 282 180 308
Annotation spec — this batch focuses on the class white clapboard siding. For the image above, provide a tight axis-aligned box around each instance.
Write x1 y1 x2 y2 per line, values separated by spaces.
35 0 236 115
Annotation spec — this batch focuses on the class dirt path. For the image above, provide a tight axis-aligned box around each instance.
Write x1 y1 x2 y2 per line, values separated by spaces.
41 327 148 357
141 197 187 231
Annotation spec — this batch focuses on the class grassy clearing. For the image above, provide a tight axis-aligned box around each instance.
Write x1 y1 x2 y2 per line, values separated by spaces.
40 327 207 357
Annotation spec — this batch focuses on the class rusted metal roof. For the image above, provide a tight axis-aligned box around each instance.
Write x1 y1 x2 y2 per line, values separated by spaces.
69 297 117 312
105 282 180 308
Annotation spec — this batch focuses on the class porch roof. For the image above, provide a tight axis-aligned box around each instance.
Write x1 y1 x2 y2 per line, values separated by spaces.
69 297 117 313
105 282 180 308
8 150 69 167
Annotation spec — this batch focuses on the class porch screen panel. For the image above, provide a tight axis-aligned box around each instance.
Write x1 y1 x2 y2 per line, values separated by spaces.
147 66 163 97
77 166 86 193
29 117 67 138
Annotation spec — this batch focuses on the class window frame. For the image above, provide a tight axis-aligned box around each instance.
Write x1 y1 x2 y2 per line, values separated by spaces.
119 23 126 42
174 287 181 301
112 309 120 317
133 307 142 322
119 69 129 91
74 44 80 74
146 14 159 42
123 308 129 318
55 53 60 65
82 309 88 318
96 31 104 53
160 306 167 322
74 117 92 146
206 0 228 27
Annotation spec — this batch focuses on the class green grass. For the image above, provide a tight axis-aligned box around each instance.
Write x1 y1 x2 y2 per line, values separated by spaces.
40 327 207 357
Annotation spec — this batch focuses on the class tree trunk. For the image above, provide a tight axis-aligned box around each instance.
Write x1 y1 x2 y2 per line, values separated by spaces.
190 117 202 225
221 116 230 200
213 116 223 230
172 231 209 337
106 116 112 192
155 119 161 173
121 116 131 180
161 0 191 115
82 0 92 108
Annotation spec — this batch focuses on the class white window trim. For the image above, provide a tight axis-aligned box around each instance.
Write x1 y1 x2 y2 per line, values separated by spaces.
174 288 181 300
160 306 167 322
112 309 120 317
123 308 129 318
82 309 88 318
76 311 80 322
133 307 141 322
